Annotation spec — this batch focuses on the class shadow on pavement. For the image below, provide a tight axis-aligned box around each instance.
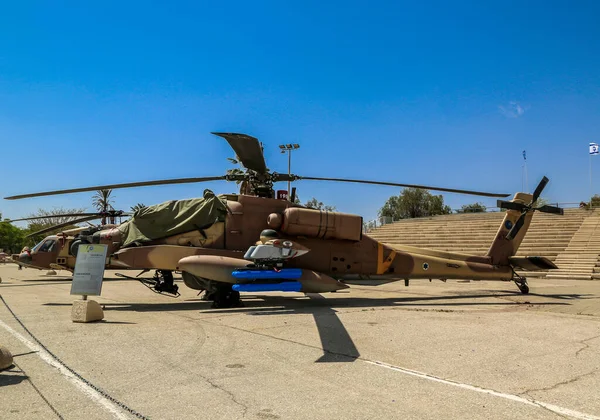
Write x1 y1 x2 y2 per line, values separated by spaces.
42 289 590 364
0 372 28 387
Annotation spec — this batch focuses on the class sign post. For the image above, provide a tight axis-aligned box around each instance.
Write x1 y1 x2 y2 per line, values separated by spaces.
70 244 107 323
277 190 289 200
590 143 599 208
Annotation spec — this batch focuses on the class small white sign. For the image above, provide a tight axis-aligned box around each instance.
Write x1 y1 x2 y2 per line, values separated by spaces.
70 244 108 296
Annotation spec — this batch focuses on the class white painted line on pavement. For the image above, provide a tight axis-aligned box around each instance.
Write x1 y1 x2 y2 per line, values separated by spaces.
0 319 130 420
365 359 600 420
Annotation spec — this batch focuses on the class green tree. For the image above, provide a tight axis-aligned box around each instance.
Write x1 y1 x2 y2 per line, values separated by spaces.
459 202 487 213
92 189 114 212
580 194 600 209
130 203 147 213
378 195 403 221
362 219 378 232
0 213 26 254
378 188 452 220
24 207 87 244
303 197 337 211
92 189 115 224
290 194 335 210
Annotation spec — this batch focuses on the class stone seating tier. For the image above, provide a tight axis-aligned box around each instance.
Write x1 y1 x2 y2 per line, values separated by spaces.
366 208 598 280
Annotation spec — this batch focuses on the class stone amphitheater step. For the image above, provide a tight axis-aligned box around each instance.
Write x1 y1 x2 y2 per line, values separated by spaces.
378 222 584 227
551 274 594 280
383 244 565 252
374 228 582 233
377 220 581 224
376 218 584 225
556 254 600 257
376 235 578 239
374 226 583 232
557 260 598 264
373 230 580 234
371 229 582 235
380 240 570 246
545 210 600 280
516 271 547 278
373 232 577 236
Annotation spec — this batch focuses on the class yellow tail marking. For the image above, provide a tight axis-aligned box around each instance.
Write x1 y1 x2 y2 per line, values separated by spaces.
377 243 397 274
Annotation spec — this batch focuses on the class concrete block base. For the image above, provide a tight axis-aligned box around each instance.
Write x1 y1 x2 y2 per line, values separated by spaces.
0 346 13 370
71 300 104 323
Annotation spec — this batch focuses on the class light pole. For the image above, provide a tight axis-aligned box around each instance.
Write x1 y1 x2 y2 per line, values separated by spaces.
279 143 300 199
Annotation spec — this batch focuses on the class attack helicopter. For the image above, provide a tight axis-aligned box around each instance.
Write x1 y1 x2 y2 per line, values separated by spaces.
2 210 129 272
4 132 564 307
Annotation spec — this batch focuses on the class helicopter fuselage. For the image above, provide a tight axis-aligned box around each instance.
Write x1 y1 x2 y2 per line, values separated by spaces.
109 193 515 284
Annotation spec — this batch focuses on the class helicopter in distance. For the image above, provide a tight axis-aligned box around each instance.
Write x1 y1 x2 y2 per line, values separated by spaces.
2 210 128 273
3 132 564 308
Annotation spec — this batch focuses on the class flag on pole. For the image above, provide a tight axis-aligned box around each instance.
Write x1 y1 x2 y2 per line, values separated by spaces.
590 143 599 155
522 150 526 161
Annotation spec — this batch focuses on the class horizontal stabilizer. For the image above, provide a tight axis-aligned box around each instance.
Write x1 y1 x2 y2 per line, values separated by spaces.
508 256 558 271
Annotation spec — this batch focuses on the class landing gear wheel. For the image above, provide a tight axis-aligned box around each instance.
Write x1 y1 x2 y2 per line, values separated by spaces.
518 283 530 295
211 286 243 308
515 278 529 294
511 269 529 295
201 291 216 301
153 270 179 296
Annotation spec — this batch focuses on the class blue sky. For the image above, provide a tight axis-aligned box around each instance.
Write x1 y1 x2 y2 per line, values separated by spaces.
1 1 599 224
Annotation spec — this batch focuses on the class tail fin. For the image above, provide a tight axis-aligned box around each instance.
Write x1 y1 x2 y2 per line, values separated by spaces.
486 192 534 265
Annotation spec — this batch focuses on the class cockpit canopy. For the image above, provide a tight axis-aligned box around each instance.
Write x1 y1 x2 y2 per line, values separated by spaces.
32 237 58 253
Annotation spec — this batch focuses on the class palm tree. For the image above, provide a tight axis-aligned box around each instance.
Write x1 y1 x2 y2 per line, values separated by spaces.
130 203 146 213
92 189 115 224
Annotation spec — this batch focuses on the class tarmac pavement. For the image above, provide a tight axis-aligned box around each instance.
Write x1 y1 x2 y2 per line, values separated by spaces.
0 264 599 419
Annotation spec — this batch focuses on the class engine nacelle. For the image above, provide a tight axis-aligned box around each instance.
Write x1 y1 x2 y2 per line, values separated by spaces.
268 207 362 241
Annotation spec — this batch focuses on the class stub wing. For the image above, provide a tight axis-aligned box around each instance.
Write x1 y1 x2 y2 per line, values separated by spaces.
508 256 558 271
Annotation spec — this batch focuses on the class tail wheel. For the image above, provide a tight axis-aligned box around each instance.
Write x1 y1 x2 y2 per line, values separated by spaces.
515 278 529 294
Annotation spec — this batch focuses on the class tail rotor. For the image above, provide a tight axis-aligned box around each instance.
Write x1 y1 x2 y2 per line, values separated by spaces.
496 176 563 240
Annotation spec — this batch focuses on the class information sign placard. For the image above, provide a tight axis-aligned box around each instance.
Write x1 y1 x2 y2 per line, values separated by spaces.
70 244 108 296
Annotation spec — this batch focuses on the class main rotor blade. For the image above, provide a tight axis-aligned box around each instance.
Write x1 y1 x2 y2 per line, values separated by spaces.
4 176 227 200
287 176 511 198
537 205 564 215
26 215 102 238
1 213 99 222
212 132 267 174
531 176 549 203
